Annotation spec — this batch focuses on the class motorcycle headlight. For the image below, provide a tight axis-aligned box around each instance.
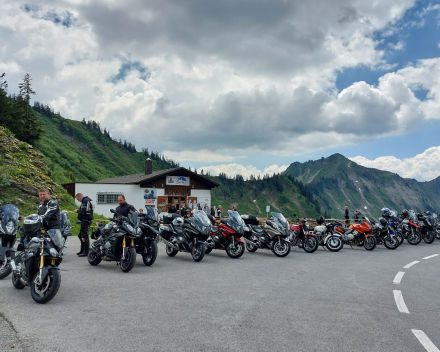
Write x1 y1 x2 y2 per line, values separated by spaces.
5 220 15 235
49 248 59 257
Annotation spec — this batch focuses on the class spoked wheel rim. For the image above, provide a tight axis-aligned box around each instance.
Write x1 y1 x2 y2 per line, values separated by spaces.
273 241 289 255
328 236 342 249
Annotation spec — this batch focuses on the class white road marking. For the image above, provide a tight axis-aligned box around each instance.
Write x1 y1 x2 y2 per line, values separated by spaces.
393 290 410 314
404 261 419 268
423 254 439 260
412 330 440 352
393 271 405 284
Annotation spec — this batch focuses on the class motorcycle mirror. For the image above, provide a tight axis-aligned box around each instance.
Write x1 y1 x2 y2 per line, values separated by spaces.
110 209 115 213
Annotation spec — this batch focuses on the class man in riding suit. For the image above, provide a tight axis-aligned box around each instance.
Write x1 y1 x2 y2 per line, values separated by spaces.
37 187 64 250
115 195 136 217
73 193 94 257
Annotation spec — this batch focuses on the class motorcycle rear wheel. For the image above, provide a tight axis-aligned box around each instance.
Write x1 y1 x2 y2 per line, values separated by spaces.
88 251 102 266
407 230 421 245
384 236 398 250
166 245 178 257
325 236 343 252
272 240 291 257
424 230 435 244
191 243 205 262
364 236 376 251
12 272 24 289
31 268 61 304
142 241 158 266
0 254 12 280
302 236 318 253
225 240 245 259
120 247 136 273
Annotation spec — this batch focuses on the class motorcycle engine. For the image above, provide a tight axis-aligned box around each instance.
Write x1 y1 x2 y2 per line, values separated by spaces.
346 230 359 241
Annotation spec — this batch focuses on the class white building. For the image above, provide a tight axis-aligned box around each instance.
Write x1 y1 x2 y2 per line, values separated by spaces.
63 159 218 217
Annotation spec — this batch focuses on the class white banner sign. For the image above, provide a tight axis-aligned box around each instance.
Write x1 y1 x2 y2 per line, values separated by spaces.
143 188 157 208
166 175 190 186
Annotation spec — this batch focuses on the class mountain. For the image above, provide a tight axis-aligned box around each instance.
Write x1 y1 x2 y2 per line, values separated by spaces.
284 153 439 218
207 174 321 218
32 109 178 184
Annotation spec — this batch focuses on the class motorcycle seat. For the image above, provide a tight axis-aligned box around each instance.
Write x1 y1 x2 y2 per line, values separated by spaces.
339 227 350 232
250 224 263 233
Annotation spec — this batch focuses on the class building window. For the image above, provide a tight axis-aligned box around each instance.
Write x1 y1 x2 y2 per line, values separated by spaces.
96 192 122 204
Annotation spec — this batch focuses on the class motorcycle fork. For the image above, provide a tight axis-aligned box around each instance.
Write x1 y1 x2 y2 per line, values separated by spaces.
122 236 126 260
231 236 235 248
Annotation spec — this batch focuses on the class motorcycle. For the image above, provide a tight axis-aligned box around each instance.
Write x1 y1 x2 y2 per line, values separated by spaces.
289 217 319 253
416 211 436 244
0 204 19 280
388 210 404 245
11 214 64 304
160 210 210 262
433 213 440 240
242 212 291 257
334 217 377 251
88 209 140 273
205 210 245 258
398 211 422 245
137 207 160 266
313 219 344 252
372 217 399 250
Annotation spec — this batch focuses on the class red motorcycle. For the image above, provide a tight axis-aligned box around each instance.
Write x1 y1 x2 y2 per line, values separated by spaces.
288 217 319 253
205 210 245 258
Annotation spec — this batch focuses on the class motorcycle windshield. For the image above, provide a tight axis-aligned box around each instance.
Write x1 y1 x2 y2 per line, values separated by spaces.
192 210 211 235
408 211 417 222
271 212 289 235
227 210 245 234
128 210 139 227
1 204 19 235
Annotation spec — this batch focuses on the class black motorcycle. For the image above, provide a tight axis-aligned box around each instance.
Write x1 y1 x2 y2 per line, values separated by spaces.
11 214 64 304
0 204 19 280
416 211 435 244
372 217 399 250
88 209 140 273
137 207 160 266
159 210 210 262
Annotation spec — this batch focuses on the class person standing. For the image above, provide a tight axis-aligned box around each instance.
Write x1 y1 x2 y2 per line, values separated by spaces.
344 206 350 227
218 205 222 218
210 205 215 217
115 195 136 217
36 187 64 250
73 193 94 257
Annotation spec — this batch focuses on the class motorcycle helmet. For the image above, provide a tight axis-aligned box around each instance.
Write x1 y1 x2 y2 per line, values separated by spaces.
316 216 324 225
22 214 43 236
381 208 390 216
172 217 184 227
401 209 409 218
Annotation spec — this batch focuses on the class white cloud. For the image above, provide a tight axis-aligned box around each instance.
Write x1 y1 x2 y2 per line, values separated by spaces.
350 146 440 181
162 150 236 163
197 163 288 180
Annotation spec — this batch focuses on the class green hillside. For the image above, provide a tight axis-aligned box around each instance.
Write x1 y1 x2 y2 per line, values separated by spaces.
284 153 439 218
207 174 321 218
33 110 178 184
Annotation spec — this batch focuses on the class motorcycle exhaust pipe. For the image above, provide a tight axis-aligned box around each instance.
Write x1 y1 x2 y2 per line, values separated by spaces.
242 237 260 247
162 239 179 250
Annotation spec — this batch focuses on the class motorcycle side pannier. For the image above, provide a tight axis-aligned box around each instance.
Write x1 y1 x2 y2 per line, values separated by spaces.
163 213 181 224
241 214 259 226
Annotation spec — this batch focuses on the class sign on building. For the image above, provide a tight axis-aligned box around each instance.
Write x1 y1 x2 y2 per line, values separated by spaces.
143 188 157 207
166 175 190 186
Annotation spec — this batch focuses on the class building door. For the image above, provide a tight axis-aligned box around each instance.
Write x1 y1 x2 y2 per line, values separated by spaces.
187 197 198 210
167 196 187 212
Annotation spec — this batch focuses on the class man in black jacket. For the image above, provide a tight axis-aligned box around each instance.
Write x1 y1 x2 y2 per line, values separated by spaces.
344 206 350 227
74 193 94 257
115 195 136 217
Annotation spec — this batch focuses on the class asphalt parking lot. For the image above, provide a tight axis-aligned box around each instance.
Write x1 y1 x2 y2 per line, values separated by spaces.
0 239 439 352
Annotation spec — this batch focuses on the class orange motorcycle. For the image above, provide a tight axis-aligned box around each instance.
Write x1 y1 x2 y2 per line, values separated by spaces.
333 217 376 251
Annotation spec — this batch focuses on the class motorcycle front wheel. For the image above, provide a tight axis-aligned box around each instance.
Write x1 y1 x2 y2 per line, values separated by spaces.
395 233 404 246
0 254 12 280
225 240 245 259
302 236 318 253
31 268 61 304
407 230 421 245
142 241 158 266
435 229 440 240
424 230 435 244
191 243 205 262
325 235 344 252
364 236 376 251
272 240 291 257
120 247 136 273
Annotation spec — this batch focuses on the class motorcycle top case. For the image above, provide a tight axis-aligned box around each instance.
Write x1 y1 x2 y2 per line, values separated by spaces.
163 213 182 225
241 214 259 226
